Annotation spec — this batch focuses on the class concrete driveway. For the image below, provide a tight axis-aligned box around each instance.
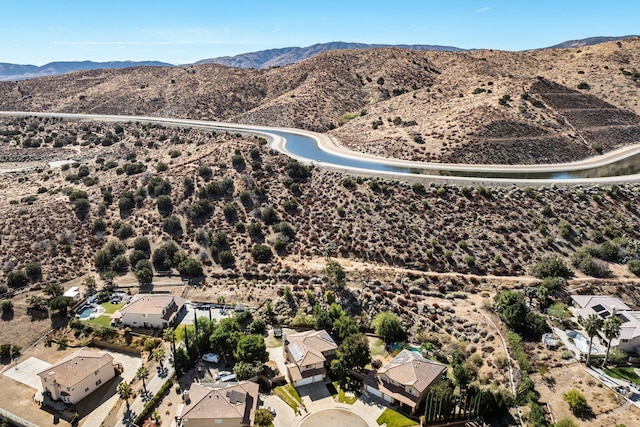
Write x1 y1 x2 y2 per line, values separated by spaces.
105 349 141 382
2 357 51 391
296 382 332 409
262 393 297 427
267 345 287 378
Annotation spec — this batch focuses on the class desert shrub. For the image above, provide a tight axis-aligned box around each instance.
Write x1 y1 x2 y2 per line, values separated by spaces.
555 419 577 427
6 270 28 288
113 222 134 239
563 389 587 415
156 195 173 216
218 250 235 268
285 159 312 181
155 162 168 172
627 259 640 276
251 244 272 263
162 216 183 235
341 177 356 189
133 236 150 253
530 256 571 279
282 198 298 212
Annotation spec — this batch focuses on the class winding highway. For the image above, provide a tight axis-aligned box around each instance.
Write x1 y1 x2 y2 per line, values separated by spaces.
3 111 640 185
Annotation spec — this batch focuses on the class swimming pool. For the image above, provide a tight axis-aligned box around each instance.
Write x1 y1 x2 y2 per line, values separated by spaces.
567 330 596 354
77 304 98 320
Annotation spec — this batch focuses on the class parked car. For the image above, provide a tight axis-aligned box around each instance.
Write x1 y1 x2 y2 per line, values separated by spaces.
202 353 220 363
218 373 236 383
215 370 232 381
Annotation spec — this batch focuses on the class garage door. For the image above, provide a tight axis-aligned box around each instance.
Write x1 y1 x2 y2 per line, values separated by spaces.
383 394 393 403
296 377 314 386
312 374 324 383
366 385 382 398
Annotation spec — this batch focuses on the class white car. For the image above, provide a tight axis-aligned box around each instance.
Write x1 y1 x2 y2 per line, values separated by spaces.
202 353 220 363
215 370 232 381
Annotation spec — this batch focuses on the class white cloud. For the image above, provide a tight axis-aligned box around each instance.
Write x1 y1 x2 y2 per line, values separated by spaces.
475 7 491 13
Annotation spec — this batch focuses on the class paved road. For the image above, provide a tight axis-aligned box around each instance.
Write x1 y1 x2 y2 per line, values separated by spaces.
3 111 640 185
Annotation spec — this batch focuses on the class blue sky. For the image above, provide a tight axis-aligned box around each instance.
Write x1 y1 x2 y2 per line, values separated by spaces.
2 0 638 65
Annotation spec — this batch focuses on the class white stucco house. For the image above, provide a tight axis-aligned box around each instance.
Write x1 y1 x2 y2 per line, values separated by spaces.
283 329 337 387
37 347 116 404
116 293 186 329
571 294 640 353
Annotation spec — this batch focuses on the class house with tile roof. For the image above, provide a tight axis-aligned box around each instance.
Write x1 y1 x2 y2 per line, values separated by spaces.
176 381 259 427
571 294 640 353
364 349 447 413
283 329 337 387
37 347 116 404
116 293 186 329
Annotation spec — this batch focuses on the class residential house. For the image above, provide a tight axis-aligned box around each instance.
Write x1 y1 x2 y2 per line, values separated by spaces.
116 293 186 328
283 329 337 386
364 349 447 413
176 381 259 427
571 294 640 353
37 347 116 404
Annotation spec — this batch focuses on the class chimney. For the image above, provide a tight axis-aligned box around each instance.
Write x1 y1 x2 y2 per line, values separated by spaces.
612 305 617 317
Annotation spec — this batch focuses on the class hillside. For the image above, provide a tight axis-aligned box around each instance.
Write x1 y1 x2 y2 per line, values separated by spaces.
1 38 640 165
194 41 465 68
0 60 172 82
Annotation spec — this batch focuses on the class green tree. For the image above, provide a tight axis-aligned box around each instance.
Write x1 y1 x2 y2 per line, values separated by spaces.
136 366 150 393
49 296 74 314
254 408 274 427
332 333 370 378
602 315 622 367
136 268 153 285
43 283 64 298
234 335 268 364
251 244 272 263
555 418 578 427
177 257 203 277
584 314 603 367
117 381 134 412
493 290 528 331
324 260 346 289
25 262 42 281
163 327 176 359
372 312 405 343
530 256 571 279
6 270 28 288
153 348 166 367
562 389 588 415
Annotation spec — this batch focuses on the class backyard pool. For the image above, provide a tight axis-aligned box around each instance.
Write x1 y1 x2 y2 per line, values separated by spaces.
77 304 102 320
567 330 596 354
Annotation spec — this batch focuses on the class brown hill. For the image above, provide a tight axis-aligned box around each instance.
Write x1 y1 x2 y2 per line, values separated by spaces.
1 38 640 164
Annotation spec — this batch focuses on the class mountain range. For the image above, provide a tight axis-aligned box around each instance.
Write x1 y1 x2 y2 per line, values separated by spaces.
0 36 638 81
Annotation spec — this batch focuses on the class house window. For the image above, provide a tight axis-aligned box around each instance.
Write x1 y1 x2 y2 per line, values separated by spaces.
96 379 102 387
85 387 90 392
622 339 629 343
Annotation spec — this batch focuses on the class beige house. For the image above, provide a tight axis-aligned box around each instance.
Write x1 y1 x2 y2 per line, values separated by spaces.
364 349 447 413
283 329 337 386
571 294 640 353
37 347 116 404
117 293 186 328
176 381 259 427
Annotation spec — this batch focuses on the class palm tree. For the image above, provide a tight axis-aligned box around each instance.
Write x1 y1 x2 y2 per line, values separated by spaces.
162 327 176 360
136 366 150 393
153 348 166 368
584 314 603 367
602 315 622 367
117 381 133 412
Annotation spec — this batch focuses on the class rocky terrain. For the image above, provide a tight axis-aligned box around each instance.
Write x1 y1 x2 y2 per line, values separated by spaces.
1 39 640 165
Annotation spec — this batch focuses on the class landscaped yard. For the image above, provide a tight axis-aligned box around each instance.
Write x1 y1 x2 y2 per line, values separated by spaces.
100 301 124 314
274 384 304 412
376 408 418 427
605 366 640 385
86 315 113 328
328 381 358 404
